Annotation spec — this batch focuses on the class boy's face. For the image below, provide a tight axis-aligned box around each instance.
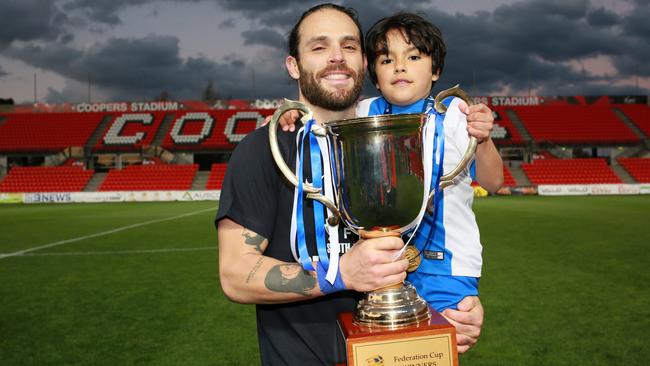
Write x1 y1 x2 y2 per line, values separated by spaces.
374 28 439 106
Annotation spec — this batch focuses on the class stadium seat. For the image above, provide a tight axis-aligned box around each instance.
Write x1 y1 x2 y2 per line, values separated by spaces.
205 163 228 190
502 165 517 187
0 113 104 152
521 158 622 185
616 105 650 138
618 158 650 183
512 105 640 144
0 166 94 192
99 164 198 191
491 106 525 145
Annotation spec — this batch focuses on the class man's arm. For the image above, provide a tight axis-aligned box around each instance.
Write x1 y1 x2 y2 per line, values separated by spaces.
218 218 408 304
460 102 504 192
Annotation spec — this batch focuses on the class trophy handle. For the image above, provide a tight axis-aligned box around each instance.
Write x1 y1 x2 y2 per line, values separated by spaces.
268 99 341 225
427 85 479 210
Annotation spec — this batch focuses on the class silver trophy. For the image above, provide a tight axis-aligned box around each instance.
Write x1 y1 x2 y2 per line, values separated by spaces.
269 85 477 328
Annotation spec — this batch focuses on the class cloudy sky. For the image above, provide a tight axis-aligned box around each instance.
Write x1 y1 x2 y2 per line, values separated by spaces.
0 0 648 104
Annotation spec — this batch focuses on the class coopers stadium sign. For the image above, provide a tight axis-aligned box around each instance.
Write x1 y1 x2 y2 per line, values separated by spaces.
99 110 270 147
74 101 180 113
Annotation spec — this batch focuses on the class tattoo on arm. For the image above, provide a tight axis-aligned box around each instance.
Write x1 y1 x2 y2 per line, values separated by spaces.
246 257 264 284
242 230 265 253
264 264 316 297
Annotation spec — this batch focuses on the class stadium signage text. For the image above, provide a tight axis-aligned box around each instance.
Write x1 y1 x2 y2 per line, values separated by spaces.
74 101 180 113
489 96 541 106
538 184 643 196
24 192 72 203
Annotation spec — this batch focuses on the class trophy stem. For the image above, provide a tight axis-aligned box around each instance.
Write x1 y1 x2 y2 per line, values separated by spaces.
353 281 431 328
377 282 404 291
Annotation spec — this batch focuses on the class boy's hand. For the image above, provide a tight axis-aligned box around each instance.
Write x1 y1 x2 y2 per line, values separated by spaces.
458 101 494 143
262 110 301 132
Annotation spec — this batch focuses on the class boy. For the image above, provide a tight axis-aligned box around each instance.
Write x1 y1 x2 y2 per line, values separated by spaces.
357 12 503 312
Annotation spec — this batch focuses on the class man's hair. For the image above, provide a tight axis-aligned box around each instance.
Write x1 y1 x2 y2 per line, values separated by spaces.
287 3 364 60
365 12 446 86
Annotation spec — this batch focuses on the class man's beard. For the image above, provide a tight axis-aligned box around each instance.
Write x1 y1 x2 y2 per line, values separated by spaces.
298 64 364 111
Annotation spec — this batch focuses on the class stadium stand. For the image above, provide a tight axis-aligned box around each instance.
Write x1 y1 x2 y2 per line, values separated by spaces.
521 158 622 185
0 113 103 152
491 106 524 144
205 163 227 190
502 165 517 187
616 104 650 137
0 97 647 193
512 106 640 144
618 158 650 183
99 164 198 191
0 166 94 192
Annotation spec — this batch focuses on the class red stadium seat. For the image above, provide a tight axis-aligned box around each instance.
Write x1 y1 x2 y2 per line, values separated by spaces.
99 164 198 191
616 105 650 137
205 163 228 190
0 166 94 192
0 113 104 152
490 106 525 145
521 158 621 185
502 165 517 187
618 158 650 183
512 105 640 144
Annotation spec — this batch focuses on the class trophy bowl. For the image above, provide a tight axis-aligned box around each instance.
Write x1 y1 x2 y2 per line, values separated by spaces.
324 113 428 233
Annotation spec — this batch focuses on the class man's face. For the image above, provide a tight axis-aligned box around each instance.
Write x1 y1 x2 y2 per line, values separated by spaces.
290 9 366 111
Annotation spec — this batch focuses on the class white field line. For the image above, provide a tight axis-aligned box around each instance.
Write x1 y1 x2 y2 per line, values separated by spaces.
0 207 216 260
18 246 217 257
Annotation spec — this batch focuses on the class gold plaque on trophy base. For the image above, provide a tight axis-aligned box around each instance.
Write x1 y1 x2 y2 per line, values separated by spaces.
337 308 458 366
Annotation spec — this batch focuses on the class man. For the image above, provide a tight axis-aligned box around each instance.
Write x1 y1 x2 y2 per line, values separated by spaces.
216 4 484 365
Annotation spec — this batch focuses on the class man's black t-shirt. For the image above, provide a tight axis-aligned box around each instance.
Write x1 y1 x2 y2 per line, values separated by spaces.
215 124 360 365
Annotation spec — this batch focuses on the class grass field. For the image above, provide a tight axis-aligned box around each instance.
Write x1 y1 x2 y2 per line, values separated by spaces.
1 196 649 365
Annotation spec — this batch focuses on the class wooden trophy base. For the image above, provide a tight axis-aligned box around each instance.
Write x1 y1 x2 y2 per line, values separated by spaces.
336 307 458 366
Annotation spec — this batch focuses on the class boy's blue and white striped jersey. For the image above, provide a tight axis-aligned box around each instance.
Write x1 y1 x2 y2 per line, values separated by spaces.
356 96 483 277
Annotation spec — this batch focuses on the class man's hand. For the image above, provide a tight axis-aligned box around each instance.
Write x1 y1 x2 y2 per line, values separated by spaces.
263 110 301 132
441 296 484 353
339 235 408 292
459 101 494 143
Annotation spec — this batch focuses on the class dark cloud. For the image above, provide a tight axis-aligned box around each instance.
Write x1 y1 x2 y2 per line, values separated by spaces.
218 0 648 95
586 7 620 27
0 66 7 78
621 2 650 39
0 0 69 48
241 29 286 49
1 0 648 102
5 33 294 102
218 18 237 29
61 0 177 25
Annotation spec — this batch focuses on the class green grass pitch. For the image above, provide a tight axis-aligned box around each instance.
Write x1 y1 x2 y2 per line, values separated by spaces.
0 196 649 365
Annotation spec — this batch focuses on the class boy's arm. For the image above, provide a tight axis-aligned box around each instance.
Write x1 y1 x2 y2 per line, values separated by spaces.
474 138 503 192
459 102 504 192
